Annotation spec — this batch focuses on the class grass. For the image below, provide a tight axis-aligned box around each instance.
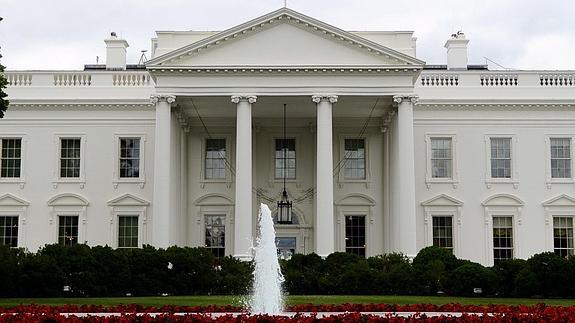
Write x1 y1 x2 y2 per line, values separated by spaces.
1 295 575 308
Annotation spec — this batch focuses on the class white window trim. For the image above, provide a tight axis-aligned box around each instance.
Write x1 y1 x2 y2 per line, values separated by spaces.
0 134 27 189
337 134 371 187
110 211 146 249
425 134 459 189
545 135 575 188
0 194 29 249
47 193 89 245
335 194 375 257
113 134 146 189
268 132 303 187
52 134 87 189
424 211 461 258
482 196 523 265
542 194 575 252
484 135 519 189
199 134 233 188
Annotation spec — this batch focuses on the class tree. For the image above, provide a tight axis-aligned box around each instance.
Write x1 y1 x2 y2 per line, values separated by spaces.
0 17 8 118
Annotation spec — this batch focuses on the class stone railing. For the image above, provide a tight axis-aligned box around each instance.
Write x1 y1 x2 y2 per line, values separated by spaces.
5 71 154 87
418 71 575 88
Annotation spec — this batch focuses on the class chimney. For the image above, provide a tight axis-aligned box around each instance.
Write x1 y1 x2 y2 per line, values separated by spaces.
104 32 129 70
444 31 469 70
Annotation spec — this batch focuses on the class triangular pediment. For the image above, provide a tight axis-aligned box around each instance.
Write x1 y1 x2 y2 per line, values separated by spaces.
0 193 30 206
421 194 463 207
542 194 575 207
147 8 424 68
107 193 150 207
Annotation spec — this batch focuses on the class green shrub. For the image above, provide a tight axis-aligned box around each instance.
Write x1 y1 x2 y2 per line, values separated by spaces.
282 253 324 294
493 258 526 297
447 263 497 296
412 246 459 294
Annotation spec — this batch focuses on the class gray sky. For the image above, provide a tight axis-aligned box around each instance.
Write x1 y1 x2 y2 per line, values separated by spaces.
1 0 574 70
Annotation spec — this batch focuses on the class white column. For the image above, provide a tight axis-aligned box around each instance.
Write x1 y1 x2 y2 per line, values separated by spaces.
231 95 257 260
312 94 338 257
393 94 418 258
151 94 176 249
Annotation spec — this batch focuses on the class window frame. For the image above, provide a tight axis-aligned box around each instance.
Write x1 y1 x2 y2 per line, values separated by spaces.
0 134 27 188
200 134 233 187
343 214 367 257
47 193 88 245
484 135 519 189
204 213 227 258
107 193 149 248
116 214 140 249
335 197 374 257
552 215 574 258
268 132 303 185
337 134 371 185
113 134 146 188
425 134 458 188
421 194 463 258
52 134 86 188
482 194 523 265
57 214 80 247
0 214 20 248
545 135 575 187
491 215 515 265
274 137 297 180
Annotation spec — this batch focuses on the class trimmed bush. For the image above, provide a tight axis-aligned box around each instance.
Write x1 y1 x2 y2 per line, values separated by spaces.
447 263 497 296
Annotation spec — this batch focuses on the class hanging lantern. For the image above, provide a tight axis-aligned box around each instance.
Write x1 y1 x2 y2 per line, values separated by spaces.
277 103 293 224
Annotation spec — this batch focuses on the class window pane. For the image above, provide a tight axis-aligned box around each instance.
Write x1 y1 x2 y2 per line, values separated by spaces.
0 216 18 248
118 216 139 248
119 138 141 178
432 216 453 252
490 138 512 179
430 138 452 178
205 139 226 179
60 138 81 178
275 138 296 180
344 139 366 180
205 214 226 258
345 215 366 257
1 139 22 179
551 138 572 179
58 215 79 246
493 216 513 264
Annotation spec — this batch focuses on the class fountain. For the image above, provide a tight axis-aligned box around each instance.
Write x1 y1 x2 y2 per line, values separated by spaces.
249 203 285 314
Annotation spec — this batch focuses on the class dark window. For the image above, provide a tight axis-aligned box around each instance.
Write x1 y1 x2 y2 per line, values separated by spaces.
553 216 574 258
275 138 296 179
1 139 22 178
205 139 226 179
493 216 513 264
205 214 225 258
118 215 139 248
0 216 18 247
432 216 453 252
119 138 140 178
58 215 79 246
344 139 366 179
60 138 81 178
345 215 366 257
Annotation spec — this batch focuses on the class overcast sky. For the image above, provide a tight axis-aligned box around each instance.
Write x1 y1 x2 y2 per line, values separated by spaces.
1 0 574 70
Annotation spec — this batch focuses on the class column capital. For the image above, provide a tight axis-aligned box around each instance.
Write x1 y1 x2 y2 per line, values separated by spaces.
393 94 419 105
312 95 338 104
231 95 257 104
150 94 176 105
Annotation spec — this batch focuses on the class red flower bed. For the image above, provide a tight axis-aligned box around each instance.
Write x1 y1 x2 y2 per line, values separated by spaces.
0 303 574 322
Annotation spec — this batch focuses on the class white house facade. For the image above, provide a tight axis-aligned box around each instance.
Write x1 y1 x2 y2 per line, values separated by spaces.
2 8 575 265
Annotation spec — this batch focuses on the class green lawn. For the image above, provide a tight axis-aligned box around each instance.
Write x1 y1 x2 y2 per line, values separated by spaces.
1 295 575 308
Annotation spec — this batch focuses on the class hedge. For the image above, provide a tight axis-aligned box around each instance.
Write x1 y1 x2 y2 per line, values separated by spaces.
1 244 575 298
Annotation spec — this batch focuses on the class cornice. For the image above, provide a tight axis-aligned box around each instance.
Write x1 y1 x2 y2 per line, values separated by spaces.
146 8 424 67
147 66 422 75
8 103 154 109
416 102 575 109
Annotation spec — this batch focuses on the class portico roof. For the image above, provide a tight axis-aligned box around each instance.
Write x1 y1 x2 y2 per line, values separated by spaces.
146 8 425 69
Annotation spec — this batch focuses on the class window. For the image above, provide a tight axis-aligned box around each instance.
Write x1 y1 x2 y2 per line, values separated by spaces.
490 138 512 178
432 216 453 252
493 216 513 264
205 139 226 180
431 138 452 178
276 237 296 259
119 138 140 178
58 215 79 246
345 215 366 257
118 215 139 248
60 138 81 178
275 138 296 179
0 216 18 247
553 217 574 258
344 139 366 180
551 138 572 179
1 139 22 178
205 214 225 258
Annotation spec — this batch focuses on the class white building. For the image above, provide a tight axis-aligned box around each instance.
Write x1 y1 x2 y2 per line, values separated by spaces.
2 8 575 265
